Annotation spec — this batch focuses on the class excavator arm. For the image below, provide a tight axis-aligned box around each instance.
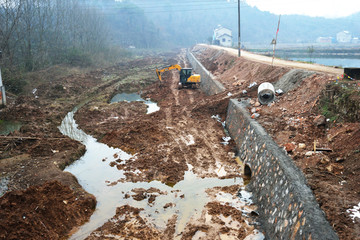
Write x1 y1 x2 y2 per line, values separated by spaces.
155 64 182 81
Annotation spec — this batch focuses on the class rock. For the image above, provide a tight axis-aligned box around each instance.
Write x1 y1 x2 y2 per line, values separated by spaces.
284 143 296 152
276 89 284 95
314 115 326 126
249 99 255 105
305 151 313 157
254 102 261 107
320 156 330 164
233 79 245 86
251 107 256 113
298 143 306 149
326 164 333 172
251 113 260 119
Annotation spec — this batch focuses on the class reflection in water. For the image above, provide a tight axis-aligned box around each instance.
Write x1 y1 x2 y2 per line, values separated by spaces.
110 93 160 114
59 110 253 240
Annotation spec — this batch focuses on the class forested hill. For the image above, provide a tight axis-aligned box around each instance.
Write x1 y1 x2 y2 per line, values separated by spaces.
130 0 360 46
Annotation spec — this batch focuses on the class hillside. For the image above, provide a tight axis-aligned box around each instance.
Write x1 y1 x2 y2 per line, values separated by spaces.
130 0 360 46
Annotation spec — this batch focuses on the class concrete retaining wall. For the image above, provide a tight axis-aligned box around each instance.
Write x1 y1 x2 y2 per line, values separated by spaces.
226 99 338 240
187 51 226 95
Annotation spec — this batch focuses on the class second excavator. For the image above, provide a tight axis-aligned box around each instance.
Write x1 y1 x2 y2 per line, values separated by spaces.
156 64 201 88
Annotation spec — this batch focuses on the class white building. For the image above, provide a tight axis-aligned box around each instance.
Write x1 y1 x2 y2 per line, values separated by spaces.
213 25 233 47
337 31 352 43
316 37 332 44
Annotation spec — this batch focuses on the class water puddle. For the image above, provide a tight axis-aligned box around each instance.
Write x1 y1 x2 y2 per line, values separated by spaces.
110 93 159 114
59 109 256 239
0 120 22 135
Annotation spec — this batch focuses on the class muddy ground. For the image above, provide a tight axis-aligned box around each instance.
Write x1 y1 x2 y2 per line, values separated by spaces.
1 45 359 239
192 45 360 240
0 49 260 239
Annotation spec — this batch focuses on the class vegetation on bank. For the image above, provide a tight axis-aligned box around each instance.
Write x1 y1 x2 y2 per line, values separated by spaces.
319 81 360 123
0 0 165 95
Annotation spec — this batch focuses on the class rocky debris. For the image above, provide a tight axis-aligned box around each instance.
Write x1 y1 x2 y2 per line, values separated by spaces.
192 45 360 240
284 143 296 152
298 143 306 149
314 115 326 126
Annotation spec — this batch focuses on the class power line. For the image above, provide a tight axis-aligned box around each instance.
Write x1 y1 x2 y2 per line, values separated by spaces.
90 3 251 15
85 0 250 11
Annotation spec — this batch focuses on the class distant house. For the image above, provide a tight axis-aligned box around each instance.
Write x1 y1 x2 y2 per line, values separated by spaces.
213 25 233 47
337 31 352 43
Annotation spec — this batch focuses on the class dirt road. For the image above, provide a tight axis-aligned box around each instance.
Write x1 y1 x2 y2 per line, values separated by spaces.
205 44 344 75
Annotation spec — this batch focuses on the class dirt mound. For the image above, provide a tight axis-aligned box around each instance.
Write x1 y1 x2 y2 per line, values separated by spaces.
274 69 315 93
0 181 96 240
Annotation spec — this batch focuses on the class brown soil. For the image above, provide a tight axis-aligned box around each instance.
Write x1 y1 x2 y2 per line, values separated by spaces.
1 44 358 239
192 45 360 240
0 50 259 239
0 55 172 239
74 49 258 239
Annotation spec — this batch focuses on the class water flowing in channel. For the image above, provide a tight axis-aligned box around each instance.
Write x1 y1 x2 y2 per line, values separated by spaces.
59 109 261 239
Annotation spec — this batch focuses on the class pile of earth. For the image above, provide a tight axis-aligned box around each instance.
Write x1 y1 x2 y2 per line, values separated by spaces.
191 44 360 240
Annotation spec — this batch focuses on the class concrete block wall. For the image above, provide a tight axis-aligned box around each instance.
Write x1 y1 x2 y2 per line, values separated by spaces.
186 51 226 95
226 99 338 240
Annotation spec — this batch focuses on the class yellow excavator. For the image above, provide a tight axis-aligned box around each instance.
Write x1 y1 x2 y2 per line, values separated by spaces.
156 64 201 88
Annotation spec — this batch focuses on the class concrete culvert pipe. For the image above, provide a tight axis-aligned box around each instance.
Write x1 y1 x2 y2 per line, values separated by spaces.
258 82 275 105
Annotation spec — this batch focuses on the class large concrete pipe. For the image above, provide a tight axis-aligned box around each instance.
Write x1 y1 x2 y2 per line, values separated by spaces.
258 82 275 105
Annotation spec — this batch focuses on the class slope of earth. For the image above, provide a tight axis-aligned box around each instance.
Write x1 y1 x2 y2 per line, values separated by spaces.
0 55 169 239
73 49 262 239
192 44 360 240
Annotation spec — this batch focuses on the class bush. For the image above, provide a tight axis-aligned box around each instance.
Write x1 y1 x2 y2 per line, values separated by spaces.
1 68 27 94
319 82 360 123
65 48 93 67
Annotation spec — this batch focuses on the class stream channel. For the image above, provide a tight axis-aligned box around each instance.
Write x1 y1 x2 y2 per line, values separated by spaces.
59 95 262 239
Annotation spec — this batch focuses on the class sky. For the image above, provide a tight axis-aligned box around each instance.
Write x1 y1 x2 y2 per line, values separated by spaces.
244 0 360 18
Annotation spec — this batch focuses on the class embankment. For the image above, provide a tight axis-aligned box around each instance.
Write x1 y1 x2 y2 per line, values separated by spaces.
187 51 226 95
187 48 339 240
226 100 338 240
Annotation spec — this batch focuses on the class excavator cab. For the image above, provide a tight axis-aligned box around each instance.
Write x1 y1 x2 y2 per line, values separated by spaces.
179 68 193 84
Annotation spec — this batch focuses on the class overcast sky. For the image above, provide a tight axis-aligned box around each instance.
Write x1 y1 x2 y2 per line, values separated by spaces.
244 0 360 18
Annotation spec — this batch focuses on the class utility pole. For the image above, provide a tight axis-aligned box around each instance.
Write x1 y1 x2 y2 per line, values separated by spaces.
0 51 6 106
238 0 241 57
271 15 281 66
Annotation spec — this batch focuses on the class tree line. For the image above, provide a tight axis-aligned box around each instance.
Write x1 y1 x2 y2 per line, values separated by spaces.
0 0 165 93
0 0 110 72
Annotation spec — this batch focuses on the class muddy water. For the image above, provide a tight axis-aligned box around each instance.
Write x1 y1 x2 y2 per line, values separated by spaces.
110 93 160 114
59 109 262 240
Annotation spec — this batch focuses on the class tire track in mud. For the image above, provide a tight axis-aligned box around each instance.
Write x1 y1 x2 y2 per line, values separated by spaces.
70 51 261 239
161 53 233 178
